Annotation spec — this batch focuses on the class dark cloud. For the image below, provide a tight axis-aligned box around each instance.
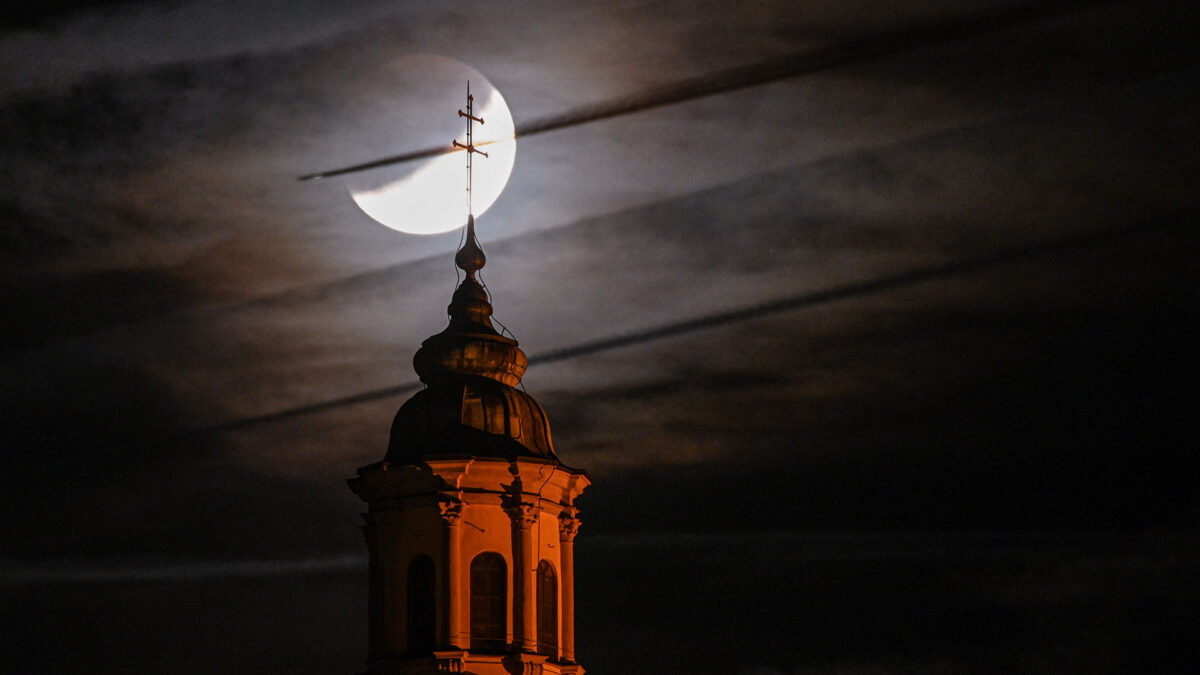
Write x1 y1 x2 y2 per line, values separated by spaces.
0 571 365 674
569 297 1199 533
0 1 149 31
576 533 1200 673
0 361 185 473
3 533 1195 673
2 1 1199 672
0 267 203 352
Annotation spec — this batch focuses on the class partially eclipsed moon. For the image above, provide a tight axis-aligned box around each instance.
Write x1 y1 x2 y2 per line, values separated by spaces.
347 56 516 235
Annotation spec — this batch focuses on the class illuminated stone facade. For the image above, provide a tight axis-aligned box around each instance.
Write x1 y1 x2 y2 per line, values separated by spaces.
350 216 589 675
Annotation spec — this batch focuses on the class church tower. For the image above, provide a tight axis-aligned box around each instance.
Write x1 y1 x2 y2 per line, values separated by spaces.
349 89 588 675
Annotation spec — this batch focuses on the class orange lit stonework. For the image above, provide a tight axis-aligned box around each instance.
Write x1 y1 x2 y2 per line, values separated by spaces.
350 216 589 674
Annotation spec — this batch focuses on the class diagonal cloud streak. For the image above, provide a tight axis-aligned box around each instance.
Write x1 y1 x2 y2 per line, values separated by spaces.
0 554 365 585
298 0 1111 181
205 212 1191 433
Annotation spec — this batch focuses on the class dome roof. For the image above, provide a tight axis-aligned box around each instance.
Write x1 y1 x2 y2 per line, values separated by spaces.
386 215 558 464
386 378 555 463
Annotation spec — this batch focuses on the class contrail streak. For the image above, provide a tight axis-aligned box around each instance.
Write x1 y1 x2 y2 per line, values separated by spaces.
205 213 1190 433
0 555 365 585
298 0 1111 181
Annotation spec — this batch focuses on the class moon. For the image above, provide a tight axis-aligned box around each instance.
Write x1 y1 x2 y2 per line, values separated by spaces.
347 56 516 235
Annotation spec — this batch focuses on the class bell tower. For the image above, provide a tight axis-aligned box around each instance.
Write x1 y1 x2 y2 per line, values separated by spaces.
349 86 589 675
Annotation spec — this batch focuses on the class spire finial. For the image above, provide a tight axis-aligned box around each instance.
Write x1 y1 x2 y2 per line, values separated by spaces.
455 213 486 279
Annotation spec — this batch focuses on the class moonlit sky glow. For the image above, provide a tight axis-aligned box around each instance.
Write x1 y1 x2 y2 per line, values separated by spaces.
1 1 1198 673
347 55 516 235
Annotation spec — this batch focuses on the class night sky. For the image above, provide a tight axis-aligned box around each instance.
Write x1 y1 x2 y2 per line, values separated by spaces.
2 1 1199 673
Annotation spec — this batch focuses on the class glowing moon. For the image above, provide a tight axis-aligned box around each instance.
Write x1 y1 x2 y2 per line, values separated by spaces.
347 56 516 235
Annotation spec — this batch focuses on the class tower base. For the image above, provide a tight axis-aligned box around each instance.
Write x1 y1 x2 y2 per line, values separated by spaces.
364 651 584 675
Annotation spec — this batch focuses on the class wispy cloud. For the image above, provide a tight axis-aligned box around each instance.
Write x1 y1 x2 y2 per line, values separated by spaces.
0 554 364 585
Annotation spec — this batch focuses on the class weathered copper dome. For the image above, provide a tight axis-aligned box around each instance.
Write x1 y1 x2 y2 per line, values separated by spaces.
386 215 557 464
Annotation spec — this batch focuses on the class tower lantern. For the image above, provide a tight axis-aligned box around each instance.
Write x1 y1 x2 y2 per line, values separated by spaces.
349 84 589 675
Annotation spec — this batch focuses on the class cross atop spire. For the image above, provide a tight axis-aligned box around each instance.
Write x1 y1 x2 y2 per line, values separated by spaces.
453 81 489 217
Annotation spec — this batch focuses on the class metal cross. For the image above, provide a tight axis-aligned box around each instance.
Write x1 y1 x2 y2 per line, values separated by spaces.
452 81 488 216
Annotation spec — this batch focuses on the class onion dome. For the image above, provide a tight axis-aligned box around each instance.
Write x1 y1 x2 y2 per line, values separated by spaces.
386 215 557 464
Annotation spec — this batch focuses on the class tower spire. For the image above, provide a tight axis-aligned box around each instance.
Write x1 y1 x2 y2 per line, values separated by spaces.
350 79 590 675
452 82 489 281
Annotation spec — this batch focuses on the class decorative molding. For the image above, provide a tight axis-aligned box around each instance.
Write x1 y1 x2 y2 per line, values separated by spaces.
437 496 464 525
558 509 581 541
432 650 466 673
505 502 539 529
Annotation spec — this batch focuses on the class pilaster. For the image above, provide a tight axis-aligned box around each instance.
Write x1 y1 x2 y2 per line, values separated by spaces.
558 508 581 663
505 501 540 653
438 494 467 650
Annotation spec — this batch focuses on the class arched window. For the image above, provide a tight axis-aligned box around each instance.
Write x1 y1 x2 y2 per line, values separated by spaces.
406 555 436 654
470 552 507 652
536 560 558 657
